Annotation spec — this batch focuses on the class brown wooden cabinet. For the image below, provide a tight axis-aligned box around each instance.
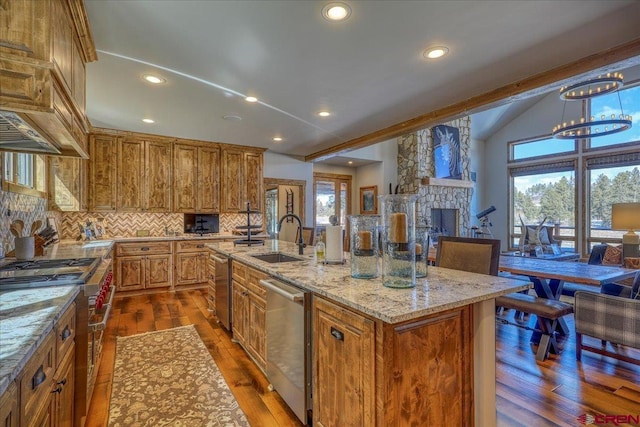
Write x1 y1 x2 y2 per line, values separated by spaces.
174 240 215 287
173 143 220 213
230 262 267 370
0 382 18 427
117 138 172 212
48 156 87 211
221 148 264 213
89 134 118 212
313 296 375 427
207 253 216 312
0 0 96 158
52 343 75 427
116 242 173 291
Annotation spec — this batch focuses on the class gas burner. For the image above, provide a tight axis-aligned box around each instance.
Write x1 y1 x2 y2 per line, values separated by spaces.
0 273 84 289
0 258 97 271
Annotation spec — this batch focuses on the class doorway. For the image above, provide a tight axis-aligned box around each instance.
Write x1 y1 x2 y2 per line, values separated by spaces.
313 172 352 249
264 178 306 241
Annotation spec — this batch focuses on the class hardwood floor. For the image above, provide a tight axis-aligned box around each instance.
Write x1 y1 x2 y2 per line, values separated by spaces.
85 289 640 427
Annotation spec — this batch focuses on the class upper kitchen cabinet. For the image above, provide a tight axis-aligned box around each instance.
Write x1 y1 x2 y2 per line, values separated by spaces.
0 0 97 158
48 156 88 211
89 133 118 212
221 147 265 213
173 142 220 213
117 137 172 212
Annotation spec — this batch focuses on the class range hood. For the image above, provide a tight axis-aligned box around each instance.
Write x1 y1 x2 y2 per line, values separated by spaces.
0 110 62 155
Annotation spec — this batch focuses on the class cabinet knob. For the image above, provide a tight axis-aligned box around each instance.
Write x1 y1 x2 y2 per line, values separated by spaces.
141 247 150 251
51 386 63 394
330 327 344 341
56 378 67 386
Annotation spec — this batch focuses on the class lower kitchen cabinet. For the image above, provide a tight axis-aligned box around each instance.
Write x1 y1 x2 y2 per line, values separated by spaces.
52 343 75 427
116 242 172 291
231 262 267 371
0 383 18 427
174 240 216 287
313 296 375 427
207 255 216 312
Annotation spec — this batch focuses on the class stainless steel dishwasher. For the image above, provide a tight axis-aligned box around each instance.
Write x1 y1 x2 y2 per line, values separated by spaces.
211 253 231 330
260 278 311 425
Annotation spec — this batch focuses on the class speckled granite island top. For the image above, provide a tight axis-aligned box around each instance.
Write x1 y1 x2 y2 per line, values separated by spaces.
0 285 79 396
207 240 531 324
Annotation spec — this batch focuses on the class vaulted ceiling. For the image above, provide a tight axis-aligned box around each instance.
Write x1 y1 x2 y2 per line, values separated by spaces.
84 1 640 161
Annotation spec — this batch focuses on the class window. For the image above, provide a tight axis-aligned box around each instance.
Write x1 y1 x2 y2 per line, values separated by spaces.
512 137 575 161
510 162 576 249
314 173 351 228
586 153 640 248
1 151 46 196
588 83 640 149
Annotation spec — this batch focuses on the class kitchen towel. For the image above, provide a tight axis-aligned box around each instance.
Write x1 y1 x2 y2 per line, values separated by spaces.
325 225 343 262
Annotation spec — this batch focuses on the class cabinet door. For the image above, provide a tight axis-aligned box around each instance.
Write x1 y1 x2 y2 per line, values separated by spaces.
248 294 266 370
26 397 55 427
146 140 172 212
198 145 220 213
53 343 75 427
0 383 18 427
313 297 375 427
232 281 248 345
71 40 86 114
197 252 209 283
117 256 145 291
51 0 73 94
48 156 86 212
146 254 172 289
173 144 198 212
175 253 201 286
244 152 263 212
0 0 49 59
89 134 118 211
117 137 145 211
221 148 244 212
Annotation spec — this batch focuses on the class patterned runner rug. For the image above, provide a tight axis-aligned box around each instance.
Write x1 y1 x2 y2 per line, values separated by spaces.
108 325 249 427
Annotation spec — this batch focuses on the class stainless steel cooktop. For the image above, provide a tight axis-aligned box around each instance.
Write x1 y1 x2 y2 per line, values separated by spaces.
0 257 100 290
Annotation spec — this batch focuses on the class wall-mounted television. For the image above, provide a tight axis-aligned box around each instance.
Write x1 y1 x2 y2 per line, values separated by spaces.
184 214 219 235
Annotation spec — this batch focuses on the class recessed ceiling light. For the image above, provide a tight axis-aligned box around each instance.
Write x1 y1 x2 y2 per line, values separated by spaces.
423 46 450 59
223 114 242 121
348 161 353 165
322 2 352 21
272 137 283 142
142 74 166 84
142 118 155 124
317 111 331 117
245 96 258 103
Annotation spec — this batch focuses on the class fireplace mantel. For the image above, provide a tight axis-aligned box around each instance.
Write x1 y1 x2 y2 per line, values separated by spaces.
421 177 474 188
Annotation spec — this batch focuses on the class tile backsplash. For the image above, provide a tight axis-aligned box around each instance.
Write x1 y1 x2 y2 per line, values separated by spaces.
58 212 263 239
0 190 48 254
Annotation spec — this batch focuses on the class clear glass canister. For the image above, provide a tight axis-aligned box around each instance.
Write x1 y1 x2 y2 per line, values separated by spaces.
378 194 419 288
415 226 430 278
347 215 380 278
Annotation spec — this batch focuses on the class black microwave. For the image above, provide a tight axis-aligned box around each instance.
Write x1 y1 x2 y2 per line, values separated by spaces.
184 214 219 235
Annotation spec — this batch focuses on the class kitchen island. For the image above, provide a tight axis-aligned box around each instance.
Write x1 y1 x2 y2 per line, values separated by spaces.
208 240 531 426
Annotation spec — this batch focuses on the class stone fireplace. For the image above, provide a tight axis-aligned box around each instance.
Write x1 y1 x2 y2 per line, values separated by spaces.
431 208 459 237
397 116 473 237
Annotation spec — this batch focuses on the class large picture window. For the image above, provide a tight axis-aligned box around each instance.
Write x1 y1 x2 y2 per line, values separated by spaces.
1 151 46 196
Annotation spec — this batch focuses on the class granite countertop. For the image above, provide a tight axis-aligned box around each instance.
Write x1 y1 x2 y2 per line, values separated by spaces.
100 234 238 243
207 240 531 324
0 285 79 396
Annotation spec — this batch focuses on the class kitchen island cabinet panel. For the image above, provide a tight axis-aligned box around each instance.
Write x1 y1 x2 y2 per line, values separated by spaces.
20 331 56 426
313 296 375 427
232 280 249 347
0 382 18 427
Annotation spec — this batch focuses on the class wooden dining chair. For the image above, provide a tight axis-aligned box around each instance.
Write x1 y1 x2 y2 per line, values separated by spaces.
296 226 316 247
435 236 501 276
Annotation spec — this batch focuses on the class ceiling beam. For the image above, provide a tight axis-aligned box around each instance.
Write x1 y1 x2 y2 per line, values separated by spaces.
304 38 640 163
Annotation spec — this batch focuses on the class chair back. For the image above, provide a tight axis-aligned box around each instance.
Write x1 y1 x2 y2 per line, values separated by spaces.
296 227 316 246
587 244 608 265
436 236 500 276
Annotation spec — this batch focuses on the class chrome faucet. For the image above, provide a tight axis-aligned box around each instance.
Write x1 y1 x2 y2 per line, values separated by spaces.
278 214 305 255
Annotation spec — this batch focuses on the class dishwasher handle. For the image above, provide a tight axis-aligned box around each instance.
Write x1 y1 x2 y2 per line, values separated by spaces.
260 279 304 303
210 254 228 264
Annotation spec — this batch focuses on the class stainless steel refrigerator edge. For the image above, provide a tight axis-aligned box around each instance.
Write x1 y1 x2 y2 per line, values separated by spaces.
261 278 312 425
211 253 232 330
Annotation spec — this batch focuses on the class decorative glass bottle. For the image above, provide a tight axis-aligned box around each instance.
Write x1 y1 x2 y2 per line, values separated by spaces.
415 225 430 278
378 194 419 288
347 215 380 278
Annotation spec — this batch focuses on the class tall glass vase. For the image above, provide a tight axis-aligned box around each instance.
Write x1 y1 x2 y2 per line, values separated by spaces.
378 194 419 288
347 215 380 278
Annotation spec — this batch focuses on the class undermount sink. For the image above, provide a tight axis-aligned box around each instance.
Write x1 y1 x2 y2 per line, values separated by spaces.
251 253 306 264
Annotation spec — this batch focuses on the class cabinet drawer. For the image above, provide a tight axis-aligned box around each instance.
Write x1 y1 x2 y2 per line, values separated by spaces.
232 262 246 284
20 331 55 424
176 240 216 253
56 302 76 367
246 267 267 300
117 241 171 256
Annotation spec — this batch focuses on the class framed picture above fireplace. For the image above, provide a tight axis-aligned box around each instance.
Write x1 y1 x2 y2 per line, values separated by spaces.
360 185 378 214
432 124 462 180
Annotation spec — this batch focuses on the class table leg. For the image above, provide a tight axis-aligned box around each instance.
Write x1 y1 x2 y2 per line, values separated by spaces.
528 277 570 342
